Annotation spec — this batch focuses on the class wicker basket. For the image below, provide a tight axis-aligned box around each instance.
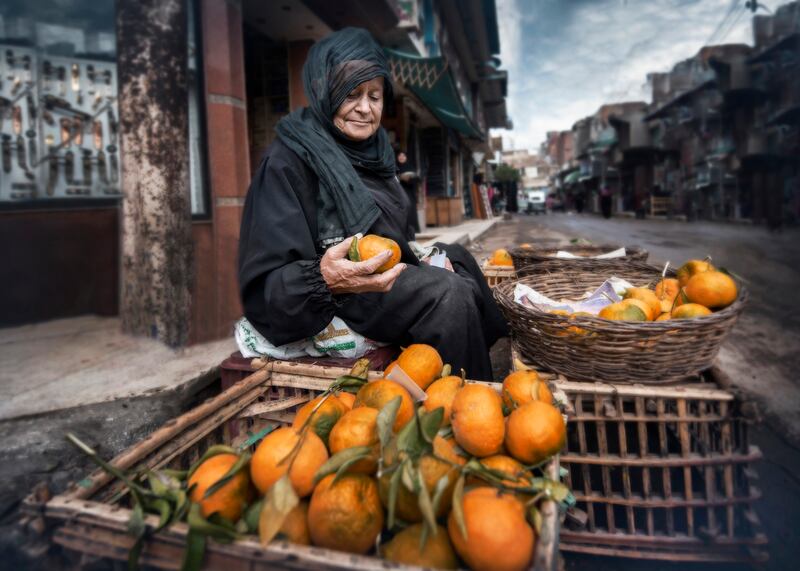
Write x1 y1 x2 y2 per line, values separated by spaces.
494 262 748 384
510 348 767 564
482 262 517 288
24 361 560 571
511 244 648 274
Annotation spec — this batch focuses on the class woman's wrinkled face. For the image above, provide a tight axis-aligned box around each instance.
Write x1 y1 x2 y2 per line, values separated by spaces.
333 77 384 141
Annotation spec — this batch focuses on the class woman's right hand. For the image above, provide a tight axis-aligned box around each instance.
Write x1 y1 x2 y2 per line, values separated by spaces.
320 236 407 294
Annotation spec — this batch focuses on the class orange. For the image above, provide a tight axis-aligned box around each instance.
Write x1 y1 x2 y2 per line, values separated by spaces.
392 344 443 390
349 234 401 273
684 271 737 309
598 299 649 321
278 501 311 545
519 243 533 249
188 453 252 522
655 312 671 321
382 523 458 569
336 391 356 410
354 379 414 431
451 384 505 457
328 407 379 474
379 436 459 522
654 277 681 312
671 303 712 319
623 288 661 320
307 473 384 554
676 259 715 287
250 427 329 497
505 400 565 465
292 394 347 446
448 487 535 571
502 370 552 409
479 454 532 489
423 375 464 426
489 249 514 267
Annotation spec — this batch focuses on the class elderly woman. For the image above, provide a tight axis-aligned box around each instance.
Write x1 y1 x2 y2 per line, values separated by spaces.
238 28 507 380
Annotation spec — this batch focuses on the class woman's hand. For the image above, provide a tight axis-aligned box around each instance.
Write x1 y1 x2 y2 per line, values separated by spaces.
320 236 407 294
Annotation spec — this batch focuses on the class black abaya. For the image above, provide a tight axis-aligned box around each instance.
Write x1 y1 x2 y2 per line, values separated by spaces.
238 139 508 380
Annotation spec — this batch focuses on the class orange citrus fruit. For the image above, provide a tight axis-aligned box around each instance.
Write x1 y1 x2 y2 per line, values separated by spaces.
489 249 514 267
328 407 380 474
336 391 356 410
423 375 464 426
382 523 458 569
684 271 737 309
349 234 401 273
654 277 681 312
292 394 347 446
598 299 649 321
392 344 443 390
354 379 414 431
623 287 661 320
677 259 715 287
451 384 505 457
188 453 251 522
278 501 311 545
502 370 552 409
671 303 712 319
505 400 565 465
307 473 384 554
250 427 329 497
448 487 535 571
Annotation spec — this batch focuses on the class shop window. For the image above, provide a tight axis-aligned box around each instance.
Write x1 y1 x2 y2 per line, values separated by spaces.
0 0 209 216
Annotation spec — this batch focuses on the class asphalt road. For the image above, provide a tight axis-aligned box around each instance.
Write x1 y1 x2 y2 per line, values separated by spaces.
469 213 800 571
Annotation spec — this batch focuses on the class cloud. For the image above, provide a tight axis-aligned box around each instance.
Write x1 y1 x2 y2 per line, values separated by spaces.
492 0 768 151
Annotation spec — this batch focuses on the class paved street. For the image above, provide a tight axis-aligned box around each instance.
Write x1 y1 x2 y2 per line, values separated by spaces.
469 213 800 571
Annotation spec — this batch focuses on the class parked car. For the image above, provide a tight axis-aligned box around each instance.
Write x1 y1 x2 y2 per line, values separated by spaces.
521 188 547 214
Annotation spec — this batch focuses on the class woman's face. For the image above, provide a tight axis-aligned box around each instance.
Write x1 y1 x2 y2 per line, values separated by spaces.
333 77 384 141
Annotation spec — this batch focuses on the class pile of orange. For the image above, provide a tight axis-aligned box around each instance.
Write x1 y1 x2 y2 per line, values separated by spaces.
181 343 565 571
594 258 738 322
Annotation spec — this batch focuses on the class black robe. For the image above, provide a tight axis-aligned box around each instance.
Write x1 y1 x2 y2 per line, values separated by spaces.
238 139 508 380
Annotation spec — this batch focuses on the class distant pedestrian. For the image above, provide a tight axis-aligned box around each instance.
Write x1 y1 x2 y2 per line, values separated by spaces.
600 186 612 219
575 192 585 214
395 149 420 234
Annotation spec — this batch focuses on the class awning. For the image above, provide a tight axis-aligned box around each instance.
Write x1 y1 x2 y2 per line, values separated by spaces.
386 48 484 140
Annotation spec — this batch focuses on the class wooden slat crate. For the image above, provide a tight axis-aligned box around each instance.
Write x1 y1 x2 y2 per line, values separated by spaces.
24 360 561 571
510 346 767 564
482 262 516 288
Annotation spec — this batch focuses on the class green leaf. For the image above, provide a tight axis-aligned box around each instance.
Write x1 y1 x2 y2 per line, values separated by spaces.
259 474 299 545
332 455 371 485
430 474 450 515
416 466 437 534
419 407 444 444
240 425 278 450
528 504 543 534
452 473 467 540
387 465 403 529
127 502 146 539
377 396 402 446
203 452 251 500
186 502 238 543
180 529 206 571
313 446 373 484
440 364 452 378
401 459 416 492
244 498 264 534
150 498 173 532
128 536 144 571
349 358 371 380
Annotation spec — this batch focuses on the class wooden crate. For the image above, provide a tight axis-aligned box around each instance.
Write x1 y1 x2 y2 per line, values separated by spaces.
510 346 767 564
482 262 516 288
25 360 561 571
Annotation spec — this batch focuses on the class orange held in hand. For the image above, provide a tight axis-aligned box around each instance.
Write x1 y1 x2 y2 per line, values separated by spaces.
348 234 401 273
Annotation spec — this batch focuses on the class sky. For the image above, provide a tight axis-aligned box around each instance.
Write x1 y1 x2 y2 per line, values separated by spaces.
492 0 780 151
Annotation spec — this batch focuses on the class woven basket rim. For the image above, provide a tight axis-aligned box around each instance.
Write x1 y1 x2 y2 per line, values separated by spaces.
511 244 648 257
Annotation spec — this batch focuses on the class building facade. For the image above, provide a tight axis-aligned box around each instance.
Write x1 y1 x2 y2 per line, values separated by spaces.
0 0 509 345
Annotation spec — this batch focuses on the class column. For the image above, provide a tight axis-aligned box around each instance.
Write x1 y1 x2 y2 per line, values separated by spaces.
117 0 192 347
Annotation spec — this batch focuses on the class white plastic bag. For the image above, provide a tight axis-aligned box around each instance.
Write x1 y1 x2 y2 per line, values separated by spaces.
235 316 384 360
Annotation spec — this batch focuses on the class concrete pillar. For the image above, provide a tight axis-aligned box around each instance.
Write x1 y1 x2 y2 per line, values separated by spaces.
117 0 193 347
288 40 313 111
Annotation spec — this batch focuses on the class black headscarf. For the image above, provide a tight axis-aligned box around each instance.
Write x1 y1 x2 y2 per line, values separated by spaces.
276 28 396 247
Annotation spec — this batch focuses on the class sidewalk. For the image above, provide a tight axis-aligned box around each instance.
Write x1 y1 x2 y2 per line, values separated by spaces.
418 217 500 248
